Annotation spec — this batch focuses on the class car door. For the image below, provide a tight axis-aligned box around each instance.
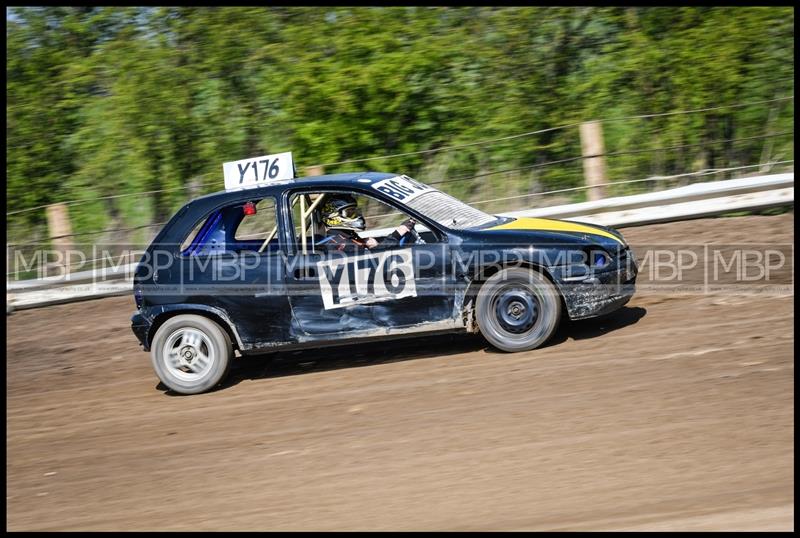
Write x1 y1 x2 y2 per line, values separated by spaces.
176 196 294 347
283 188 457 338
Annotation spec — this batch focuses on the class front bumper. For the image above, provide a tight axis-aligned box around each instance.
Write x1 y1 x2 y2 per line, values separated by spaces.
553 253 638 320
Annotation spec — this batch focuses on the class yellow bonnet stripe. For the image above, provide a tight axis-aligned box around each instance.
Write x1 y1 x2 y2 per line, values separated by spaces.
487 217 624 244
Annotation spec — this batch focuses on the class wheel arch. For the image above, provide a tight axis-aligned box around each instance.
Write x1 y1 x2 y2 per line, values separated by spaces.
146 306 243 352
461 260 567 327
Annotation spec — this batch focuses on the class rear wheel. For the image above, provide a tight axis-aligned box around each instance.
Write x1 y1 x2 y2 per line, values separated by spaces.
475 267 561 352
150 314 232 395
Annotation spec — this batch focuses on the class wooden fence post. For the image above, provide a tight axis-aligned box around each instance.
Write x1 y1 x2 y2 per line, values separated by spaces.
46 203 74 275
580 121 607 201
305 165 325 177
188 176 203 198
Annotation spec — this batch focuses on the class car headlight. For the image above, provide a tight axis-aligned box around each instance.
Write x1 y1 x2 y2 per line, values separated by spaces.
593 251 609 268
585 247 612 269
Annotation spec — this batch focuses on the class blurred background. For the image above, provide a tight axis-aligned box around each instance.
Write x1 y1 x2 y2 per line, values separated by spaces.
6 6 794 278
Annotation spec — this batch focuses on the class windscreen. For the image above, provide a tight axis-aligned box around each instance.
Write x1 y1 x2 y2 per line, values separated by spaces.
406 190 498 230
371 175 498 230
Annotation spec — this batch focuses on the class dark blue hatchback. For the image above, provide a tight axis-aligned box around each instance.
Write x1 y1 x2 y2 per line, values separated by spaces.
132 172 637 394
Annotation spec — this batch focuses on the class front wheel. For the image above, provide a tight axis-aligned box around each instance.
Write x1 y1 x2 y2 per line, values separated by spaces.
475 267 562 352
150 314 233 395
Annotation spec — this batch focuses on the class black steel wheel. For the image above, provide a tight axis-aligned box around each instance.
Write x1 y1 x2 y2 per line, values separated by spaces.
475 267 562 352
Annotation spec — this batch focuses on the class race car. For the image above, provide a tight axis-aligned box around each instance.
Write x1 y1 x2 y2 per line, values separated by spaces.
131 155 637 394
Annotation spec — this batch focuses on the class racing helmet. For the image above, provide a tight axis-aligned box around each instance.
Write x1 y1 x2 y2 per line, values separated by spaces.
319 194 366 231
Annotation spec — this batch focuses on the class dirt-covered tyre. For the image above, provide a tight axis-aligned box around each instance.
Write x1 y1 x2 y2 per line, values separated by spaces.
150 314 233 395
475 267 562 352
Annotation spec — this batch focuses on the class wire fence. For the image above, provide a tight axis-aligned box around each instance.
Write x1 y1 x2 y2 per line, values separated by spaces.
6 95 795 279
361 160 795 225
311 96 795 168
6 95 794 218
8 129 794 241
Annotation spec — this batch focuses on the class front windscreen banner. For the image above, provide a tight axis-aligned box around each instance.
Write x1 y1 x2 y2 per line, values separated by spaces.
372 175 497 230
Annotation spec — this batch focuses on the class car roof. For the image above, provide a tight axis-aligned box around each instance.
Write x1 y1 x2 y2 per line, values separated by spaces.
189 171 398 207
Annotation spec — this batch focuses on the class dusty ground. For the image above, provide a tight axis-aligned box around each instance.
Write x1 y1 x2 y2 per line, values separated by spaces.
6 213 794 531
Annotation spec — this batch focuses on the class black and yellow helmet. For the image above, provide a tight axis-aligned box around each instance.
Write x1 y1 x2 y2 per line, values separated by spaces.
319 195 365 231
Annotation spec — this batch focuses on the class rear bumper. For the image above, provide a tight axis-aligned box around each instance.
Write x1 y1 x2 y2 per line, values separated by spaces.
131 311 152 351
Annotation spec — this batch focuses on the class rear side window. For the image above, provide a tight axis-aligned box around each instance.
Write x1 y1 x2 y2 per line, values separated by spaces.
180 210 222 255
234 198 277 240
181 217 206 252
180 197 280 256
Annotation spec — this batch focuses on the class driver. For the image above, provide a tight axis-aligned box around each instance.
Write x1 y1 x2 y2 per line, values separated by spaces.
316 194 416 253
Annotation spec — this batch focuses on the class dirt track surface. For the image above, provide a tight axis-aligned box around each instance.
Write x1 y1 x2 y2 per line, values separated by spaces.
6 214 794 531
